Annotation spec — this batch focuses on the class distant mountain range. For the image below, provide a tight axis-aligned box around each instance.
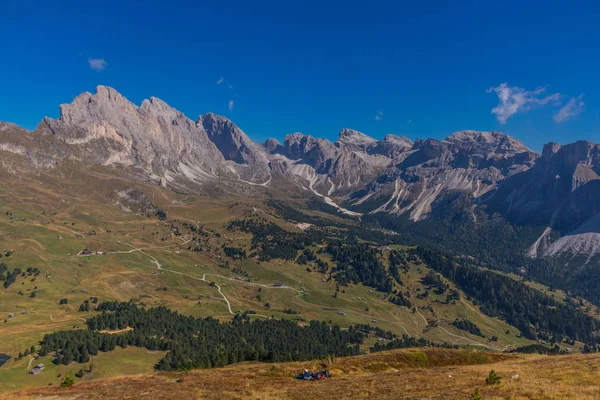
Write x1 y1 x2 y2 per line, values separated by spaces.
2 85 600 265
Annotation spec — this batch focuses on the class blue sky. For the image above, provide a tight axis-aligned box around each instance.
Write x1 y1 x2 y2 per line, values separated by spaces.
1 0 599 151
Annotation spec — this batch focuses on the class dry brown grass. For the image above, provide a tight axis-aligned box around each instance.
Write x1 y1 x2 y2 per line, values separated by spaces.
3 348 600 399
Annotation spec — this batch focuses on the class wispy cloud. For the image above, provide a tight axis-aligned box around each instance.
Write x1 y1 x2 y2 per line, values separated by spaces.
375 111 383 122
88 58 107 72
217 77 233 89
228 100 234 111
487 83 560 124
554 94 585 123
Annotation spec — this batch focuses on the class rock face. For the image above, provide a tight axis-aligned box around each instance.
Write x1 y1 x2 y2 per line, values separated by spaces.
200 113 271 183
348 131 537 221
485 140 600 262
41 86 229 183
278 130 392 197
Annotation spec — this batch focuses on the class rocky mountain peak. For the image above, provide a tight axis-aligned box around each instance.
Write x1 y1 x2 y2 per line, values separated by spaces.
201 113 255 162
201 113 271 183
446 130 531 156
284 133 320 160
264 138 283 153
337 128 376 150
542 142 562 160
383 134 413 147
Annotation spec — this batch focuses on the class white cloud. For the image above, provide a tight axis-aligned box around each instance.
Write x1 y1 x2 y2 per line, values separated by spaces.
487 83 560 124
554 94 585 123
88 58 107 72
375 111 383 122
228 100 234 111
217 77 233 89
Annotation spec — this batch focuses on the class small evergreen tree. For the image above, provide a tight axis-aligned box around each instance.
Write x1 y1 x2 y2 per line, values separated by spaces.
485 370 501 385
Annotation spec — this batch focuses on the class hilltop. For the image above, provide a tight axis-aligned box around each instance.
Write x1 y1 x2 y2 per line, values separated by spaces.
4 348 600 399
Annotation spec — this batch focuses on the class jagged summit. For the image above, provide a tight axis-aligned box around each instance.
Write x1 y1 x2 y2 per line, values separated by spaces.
201 112 271 183
446 130 532 155
383 134 413 147
337 128 376 150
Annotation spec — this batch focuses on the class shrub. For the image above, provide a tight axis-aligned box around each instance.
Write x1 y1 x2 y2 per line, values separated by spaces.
472 388 482 400
60 375 75 388
410 351 429 364
485 370 501 385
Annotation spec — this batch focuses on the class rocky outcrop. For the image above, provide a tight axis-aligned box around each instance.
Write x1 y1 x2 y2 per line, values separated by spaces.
347 131 537 221
201 113 271 183
44 86 229 181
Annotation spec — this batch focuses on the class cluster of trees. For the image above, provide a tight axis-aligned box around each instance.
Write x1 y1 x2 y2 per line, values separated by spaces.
297 248 316 265
452 319 484 337
509 344 562 355
370 334 457 353
39 301 369 371
388 250 410 285
388 293 412 308
0 263 22 288
227 218 325 261
415 246 600 343
326 243 393 293
422 271 449 295
222 246 247 260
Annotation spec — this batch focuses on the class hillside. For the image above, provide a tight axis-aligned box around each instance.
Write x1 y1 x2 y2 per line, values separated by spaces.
1 160 598 393
4 348 600 399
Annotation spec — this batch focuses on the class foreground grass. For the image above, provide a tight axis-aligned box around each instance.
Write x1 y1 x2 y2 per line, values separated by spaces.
4 348 600 399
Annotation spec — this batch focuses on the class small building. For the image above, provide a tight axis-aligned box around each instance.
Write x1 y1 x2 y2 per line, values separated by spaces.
30 364 45 375
337 312 346 316
273 283 285 287
7 313 15 318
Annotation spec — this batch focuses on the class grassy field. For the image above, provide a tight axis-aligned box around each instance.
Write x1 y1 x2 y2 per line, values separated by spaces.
0 347 164 393
5 348 600 399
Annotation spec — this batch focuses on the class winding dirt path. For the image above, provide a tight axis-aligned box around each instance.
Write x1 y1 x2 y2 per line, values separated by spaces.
201 274 233 315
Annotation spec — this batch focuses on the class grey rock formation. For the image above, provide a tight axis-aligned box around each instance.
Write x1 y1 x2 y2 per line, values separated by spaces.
485 140 600 262
347 131 537 221
201 112 271 183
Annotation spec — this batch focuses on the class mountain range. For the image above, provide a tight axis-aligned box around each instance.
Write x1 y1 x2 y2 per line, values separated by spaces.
2 85 600 266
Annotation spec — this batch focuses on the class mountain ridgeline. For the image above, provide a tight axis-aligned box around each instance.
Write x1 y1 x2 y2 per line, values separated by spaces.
2 86 600 304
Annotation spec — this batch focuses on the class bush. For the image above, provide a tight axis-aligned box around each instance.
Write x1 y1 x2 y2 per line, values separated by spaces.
60 375 75 388
485 370 501 385
410 351 429 364
472 388 482 400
